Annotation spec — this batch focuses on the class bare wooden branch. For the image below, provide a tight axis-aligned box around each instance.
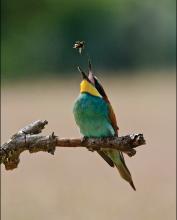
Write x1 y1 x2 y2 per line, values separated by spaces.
0 120 146 170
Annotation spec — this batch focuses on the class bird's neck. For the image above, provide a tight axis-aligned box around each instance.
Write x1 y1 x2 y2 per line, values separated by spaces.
80 80 101 97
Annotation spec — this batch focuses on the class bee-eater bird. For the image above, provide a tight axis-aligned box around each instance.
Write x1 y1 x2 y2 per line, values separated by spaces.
73 61 136 190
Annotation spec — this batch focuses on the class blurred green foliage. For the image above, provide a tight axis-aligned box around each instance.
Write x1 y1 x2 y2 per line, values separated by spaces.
1 0 176 79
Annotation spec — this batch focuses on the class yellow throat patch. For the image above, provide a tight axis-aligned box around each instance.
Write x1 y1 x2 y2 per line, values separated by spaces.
80 79 101 97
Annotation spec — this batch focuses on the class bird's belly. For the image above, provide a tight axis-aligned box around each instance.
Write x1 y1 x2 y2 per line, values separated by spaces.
73 93 115 137
78 117 113 137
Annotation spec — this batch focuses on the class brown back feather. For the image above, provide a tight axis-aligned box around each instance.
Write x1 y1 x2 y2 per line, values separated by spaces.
94 77 119 136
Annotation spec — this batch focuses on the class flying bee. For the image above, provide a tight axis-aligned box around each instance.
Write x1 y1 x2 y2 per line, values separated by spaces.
73 40 85 54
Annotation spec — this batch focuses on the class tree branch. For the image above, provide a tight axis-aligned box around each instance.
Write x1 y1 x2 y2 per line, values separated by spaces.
0 120 146 170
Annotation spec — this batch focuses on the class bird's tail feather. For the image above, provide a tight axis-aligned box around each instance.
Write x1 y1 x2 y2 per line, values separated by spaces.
115 151 136 191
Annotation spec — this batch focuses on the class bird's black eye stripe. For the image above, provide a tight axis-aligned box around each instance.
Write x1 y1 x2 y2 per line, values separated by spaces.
94 78 107 98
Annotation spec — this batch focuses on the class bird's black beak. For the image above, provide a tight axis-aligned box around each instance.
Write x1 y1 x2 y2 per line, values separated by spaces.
77 66 89 80
88 59 95 85
88 59 92 71
77 61 95 85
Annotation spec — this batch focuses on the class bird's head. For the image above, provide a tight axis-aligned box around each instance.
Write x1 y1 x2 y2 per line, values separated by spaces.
77 60 109 100
78 60 101 97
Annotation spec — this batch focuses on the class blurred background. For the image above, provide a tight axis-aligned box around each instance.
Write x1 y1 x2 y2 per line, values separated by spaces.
1 0 176 220
1 0 176 79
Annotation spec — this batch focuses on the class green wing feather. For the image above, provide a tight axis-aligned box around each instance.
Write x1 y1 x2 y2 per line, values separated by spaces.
94 76 136 190
88 61 136 190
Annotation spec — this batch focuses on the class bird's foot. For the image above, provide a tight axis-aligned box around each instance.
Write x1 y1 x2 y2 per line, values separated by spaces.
81 136 95 152
81 136 88 143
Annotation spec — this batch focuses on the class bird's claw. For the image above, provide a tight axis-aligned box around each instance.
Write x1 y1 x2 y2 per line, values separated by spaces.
81 136 88 143
81 136 95 152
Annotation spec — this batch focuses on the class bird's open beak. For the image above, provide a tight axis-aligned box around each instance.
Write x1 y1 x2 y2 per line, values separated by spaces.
88 60 95 84
77 66 89 80
77 61 95 85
